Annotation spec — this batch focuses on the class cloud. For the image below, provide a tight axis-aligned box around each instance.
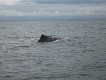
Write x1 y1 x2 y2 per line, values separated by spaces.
0 0 106 19
0 0 22 5
6 0 105 4
33 0 106 4
0 3 106 17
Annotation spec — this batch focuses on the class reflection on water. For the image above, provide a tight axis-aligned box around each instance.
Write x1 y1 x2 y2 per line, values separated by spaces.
0 21 106 80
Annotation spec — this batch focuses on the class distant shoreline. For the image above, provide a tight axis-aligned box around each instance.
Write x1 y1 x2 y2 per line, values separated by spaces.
0 16 106 22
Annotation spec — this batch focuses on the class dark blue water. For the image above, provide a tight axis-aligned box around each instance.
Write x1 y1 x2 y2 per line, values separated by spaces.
0 21 106 80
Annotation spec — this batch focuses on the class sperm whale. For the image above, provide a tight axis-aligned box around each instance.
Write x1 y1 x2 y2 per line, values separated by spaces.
38 34 58 42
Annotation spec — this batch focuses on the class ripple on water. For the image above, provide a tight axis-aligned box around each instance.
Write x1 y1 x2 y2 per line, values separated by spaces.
0 21 106 80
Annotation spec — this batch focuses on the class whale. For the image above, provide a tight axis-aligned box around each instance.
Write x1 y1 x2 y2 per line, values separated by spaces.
38 34 58 42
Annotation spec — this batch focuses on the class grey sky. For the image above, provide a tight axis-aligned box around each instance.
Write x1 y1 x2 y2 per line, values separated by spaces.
34 0 106 4
0 0 106 19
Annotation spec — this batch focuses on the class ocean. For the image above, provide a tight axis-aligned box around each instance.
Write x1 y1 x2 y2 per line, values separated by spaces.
0 21 106 80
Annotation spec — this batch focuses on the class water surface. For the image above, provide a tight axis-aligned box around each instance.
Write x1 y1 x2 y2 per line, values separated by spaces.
0 21 106 80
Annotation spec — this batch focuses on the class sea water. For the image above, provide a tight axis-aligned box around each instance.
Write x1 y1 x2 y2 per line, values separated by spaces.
0 21 106 80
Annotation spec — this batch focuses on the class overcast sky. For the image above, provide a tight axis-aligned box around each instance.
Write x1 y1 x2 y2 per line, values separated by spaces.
0 0 106 19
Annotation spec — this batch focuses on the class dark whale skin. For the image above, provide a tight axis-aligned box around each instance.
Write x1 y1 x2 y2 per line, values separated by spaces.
38 34 57 42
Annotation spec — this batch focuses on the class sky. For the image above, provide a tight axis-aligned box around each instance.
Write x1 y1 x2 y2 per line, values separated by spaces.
0 0 106 20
